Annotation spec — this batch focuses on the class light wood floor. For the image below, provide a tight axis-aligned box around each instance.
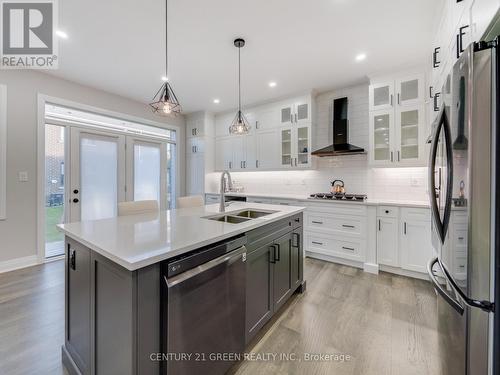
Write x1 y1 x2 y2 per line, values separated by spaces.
0 258 442 375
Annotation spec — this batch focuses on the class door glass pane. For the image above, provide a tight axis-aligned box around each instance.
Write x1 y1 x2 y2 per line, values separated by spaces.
297 127 309 165
373 86 390 107
281 129 292 166
281 107 291 123
45 124 65 258
167 143 176 209
297 104 308 121
373 114 390 161
80 135 118 221
400 109 419 160
134 142 160 202
401 79 419 102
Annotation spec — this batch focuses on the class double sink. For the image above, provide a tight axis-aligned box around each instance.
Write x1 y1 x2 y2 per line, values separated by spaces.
204 209 277 224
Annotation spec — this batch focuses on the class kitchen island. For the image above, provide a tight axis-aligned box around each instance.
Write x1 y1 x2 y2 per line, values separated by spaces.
57 202 305 375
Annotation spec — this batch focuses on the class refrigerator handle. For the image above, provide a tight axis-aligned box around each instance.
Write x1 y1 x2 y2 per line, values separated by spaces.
427 257 465 315
438 257 495 313
428 107 453 243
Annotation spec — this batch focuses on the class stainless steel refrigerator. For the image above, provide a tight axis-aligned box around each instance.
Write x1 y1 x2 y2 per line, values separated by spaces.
427 39 499 375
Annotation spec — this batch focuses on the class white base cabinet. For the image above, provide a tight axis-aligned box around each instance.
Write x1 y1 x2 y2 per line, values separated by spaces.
399 208 433 273
376 217 400 267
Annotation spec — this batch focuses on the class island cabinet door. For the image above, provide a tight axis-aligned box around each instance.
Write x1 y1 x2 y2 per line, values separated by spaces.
66 240 91 375
246 242 274 343
272 232 293 312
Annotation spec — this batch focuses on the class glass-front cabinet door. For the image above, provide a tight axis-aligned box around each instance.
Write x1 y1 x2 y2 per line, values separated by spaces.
280 128 292 167
369 110 394 165
396 105 424 163
295 125 311 167
369 82 394 111
396 74 424 107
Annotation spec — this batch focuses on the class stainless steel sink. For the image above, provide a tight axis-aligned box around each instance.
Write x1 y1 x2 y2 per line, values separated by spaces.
234 209 277 219
208 215 251 224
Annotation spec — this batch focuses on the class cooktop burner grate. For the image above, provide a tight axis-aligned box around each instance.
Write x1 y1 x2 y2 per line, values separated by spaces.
309 193 367 201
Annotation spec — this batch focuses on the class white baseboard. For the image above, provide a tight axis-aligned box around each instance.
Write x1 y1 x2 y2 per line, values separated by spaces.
305 251 364 270
0 255 39 274
379 264 429 280
363 262 379 274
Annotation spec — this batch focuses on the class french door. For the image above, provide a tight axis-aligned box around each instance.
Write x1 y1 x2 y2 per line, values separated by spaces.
69 128 126 222
69 127 169 222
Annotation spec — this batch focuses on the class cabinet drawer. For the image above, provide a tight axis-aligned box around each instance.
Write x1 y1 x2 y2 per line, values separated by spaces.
272 199 300 206
455 256 467 275
453 210 467 224
306 212 366 238
377 206 398 218
453 227 467 247
306 202 367 216
306 232 364 261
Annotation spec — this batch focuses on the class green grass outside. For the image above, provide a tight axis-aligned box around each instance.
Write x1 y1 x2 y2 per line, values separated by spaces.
45 206 64 243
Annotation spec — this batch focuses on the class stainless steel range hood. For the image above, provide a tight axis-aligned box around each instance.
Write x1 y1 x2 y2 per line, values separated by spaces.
311 97 365 157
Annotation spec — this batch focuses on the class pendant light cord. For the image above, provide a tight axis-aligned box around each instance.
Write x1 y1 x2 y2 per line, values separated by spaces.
238 46 241 113
165 0 168 79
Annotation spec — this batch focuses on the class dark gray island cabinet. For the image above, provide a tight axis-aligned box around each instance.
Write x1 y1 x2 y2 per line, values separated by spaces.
62 212 304 375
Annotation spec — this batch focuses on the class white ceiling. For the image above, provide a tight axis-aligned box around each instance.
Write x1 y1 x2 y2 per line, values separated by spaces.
49 0 440 114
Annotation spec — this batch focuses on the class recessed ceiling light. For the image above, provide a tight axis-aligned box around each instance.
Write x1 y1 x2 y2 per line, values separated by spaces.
213 99 220 104
355 53 367 62
161 76 168 82
268 81 277 88
55 30 68 39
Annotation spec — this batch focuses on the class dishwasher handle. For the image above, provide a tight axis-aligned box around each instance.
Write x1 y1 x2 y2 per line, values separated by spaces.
165 246 247 287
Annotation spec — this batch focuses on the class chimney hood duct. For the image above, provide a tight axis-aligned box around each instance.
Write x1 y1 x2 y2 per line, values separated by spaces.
311 97 365 157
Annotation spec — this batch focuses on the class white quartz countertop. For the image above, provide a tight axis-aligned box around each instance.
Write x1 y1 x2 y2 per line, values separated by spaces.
57 202 305 271
206 192 430 208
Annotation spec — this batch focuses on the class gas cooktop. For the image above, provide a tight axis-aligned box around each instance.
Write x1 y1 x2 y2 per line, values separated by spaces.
309 193 367 201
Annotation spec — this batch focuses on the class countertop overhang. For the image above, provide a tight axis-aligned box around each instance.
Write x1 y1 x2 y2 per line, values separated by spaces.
57 202 305 271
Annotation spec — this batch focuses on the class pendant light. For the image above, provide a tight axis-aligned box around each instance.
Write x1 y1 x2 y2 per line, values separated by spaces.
229 38 250 135
149 0 181 116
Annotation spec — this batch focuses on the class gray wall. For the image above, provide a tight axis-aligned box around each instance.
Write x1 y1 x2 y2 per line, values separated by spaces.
0 70 186 267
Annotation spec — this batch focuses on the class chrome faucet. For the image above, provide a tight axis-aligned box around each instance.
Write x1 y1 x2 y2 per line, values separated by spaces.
219 170 233 212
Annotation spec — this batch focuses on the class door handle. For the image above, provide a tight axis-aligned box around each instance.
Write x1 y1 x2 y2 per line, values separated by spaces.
397 93 400 105
342 246 355 251
292 233 300 248
275 243 281 262
390 94 393 106
429 86 434 99
390 151 394 162
312 221 323 224
312 241 323 246
433 47 440 68
342 224 355 228
404 222 407 235
256 160 259 168
378 219 381 231
397 150 400 162
427 257 464 314
433 92 441 112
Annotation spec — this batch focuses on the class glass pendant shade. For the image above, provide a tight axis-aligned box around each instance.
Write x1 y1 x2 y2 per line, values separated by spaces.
150 82 181 116
229 110 250 135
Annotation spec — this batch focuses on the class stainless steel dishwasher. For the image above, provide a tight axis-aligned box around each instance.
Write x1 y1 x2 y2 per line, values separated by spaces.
161 235 247 375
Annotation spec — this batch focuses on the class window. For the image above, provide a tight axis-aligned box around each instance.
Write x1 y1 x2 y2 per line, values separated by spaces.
0 85 6 220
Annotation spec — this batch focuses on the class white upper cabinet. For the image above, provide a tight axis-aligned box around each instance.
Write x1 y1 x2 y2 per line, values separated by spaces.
214 94 313 171
395 74 424 107
471 0 500 42
186 117 205 138
256 128 281 169
369 82 394 111
369 73 426 167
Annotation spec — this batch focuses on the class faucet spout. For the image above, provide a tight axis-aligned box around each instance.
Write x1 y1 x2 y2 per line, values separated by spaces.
219 170 233 212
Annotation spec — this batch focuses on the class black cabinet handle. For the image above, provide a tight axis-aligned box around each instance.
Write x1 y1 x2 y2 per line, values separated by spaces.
342 246 355 251
69 247 76 270
429 86 433 99
378 219 381 231
404 222 407 235
312 241 323 246
275 243 281 262
73 189 79 194
269 245 276 264
457 25 469 58
433 47 441 68
342 224 355 228
72 198 79 203
312 220 323 224
292 233 300 248
434 92 441 111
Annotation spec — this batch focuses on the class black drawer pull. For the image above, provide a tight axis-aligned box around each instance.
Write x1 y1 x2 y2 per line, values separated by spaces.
458 237 464 240
342 224 355 228
312 221 323 224
312 241 323 246
342 246 355 251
